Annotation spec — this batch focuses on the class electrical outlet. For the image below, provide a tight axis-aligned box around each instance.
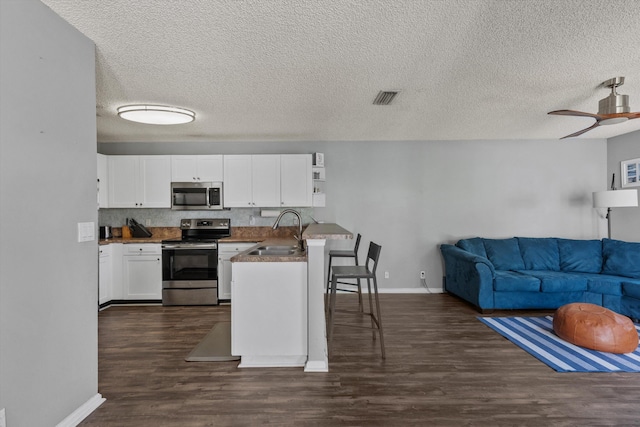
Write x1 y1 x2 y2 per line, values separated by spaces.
420 271 426 279
384 271 389 279
145 219 151 227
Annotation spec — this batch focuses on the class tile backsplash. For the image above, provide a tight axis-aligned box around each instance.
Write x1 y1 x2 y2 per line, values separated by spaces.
99 207 316 228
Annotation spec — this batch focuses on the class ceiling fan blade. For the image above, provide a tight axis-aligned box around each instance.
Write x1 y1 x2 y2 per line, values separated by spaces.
560 122 600 139
548 109 601 119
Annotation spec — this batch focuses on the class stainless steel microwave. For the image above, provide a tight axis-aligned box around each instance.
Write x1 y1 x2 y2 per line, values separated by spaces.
171 182 224 210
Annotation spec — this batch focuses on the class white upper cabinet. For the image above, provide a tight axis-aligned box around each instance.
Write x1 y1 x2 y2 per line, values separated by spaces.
281 154 312 207
108 155 171 208
171 155 223 182
252 155 281 207
224 155 281 207
223 155 253 207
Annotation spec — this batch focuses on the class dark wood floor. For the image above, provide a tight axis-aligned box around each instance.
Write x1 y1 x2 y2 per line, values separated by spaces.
81 294 640 426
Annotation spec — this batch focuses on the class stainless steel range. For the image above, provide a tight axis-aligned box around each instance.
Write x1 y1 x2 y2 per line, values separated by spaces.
161 218 231 306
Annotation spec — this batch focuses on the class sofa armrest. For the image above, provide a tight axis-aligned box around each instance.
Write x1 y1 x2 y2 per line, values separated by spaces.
440 244 495 310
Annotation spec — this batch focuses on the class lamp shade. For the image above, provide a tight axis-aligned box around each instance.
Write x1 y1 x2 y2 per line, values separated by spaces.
593 189 639 208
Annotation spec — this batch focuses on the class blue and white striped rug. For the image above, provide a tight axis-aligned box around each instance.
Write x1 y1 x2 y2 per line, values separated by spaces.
479 316 640 372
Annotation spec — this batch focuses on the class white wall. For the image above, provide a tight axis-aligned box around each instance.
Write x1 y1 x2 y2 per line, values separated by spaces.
0 1 98 425
100 138 606 291
607 130 640 242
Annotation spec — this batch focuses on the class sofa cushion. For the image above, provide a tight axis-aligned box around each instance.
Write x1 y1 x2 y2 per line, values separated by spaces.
494 271 541 292
457 237 487 258
520 271 588 293
582 273 626 296
557 239 602 273
482 238 525 270
602 239 640 279
621 281 640 299
517 237 560 271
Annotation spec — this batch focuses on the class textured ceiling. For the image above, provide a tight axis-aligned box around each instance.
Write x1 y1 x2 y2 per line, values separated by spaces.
39 0 640 143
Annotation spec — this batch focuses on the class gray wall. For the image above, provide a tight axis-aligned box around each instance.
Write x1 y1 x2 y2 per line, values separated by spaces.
100 138 606 291
0 1 98 426
607 129 640 242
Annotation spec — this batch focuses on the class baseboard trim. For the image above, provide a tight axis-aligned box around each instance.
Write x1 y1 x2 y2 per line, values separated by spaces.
353 287 443 294
56 393 105 427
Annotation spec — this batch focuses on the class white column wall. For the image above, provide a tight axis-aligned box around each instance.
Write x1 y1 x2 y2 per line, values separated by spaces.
0 1 98 425
607 130 640 242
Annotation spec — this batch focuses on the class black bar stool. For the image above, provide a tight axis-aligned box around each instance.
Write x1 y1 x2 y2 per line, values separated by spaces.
326 233 363 311
327 241 385 359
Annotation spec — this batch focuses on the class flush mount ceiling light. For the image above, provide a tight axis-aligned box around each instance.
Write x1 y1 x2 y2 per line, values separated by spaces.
117 105 195 125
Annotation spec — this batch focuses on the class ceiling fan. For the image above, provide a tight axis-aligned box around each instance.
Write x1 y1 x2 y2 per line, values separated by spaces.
548 77 640 139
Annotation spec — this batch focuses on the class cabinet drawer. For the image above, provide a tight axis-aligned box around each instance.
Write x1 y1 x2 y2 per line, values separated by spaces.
124 244 161 255
218 243 256 254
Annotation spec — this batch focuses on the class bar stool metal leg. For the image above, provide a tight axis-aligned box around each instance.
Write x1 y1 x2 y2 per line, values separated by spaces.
372 275 385 358
327 272 339 354
325 241 385 359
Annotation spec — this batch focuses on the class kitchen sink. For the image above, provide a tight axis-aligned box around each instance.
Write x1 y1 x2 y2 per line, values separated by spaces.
259 245 298 250
247 245 303 256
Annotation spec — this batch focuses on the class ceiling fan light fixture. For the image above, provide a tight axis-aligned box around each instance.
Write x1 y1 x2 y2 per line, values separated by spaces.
549 76 640 138
117 105 195 125
599 117 629 126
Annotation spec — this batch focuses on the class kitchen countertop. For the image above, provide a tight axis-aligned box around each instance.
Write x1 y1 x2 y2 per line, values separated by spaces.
219 226 298 243
98 227 180 245
99 225 300 245
302 223 353 240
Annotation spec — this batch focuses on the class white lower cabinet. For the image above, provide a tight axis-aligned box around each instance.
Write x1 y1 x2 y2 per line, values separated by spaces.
231 261 308 367
98 245 112 305
217 243 257 301
98 243 123 305
122 244 162 300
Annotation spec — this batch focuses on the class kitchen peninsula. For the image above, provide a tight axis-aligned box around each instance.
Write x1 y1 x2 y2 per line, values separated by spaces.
230 223 352 372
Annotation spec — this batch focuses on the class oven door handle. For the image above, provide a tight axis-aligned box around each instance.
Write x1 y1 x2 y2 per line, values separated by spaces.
162 244 218 250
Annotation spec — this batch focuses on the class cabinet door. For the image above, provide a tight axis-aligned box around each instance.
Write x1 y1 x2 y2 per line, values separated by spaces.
99 246 112 305
123 255 162 299
171 155 199 182
281 154 312 207
97 153 109 209
197 155 223 182
231 262 307 357
108 156 138 208
218 253 233 300
252 155 281 207
139 155 171 208
218 243 256 301
223 155 253 207
110 243 124 300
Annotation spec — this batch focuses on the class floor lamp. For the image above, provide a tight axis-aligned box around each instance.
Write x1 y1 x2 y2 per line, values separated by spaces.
593 189 638 238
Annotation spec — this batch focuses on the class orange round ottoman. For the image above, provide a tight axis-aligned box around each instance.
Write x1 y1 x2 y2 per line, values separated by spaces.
553 303 638 354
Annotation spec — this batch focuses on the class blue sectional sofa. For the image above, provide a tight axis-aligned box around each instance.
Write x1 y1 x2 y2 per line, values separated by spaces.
440 237 640 320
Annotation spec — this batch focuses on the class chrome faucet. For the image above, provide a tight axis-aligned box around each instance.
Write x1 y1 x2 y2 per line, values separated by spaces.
272 209 304 251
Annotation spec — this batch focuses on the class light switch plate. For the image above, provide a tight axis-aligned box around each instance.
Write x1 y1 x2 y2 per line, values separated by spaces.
77 221 95 242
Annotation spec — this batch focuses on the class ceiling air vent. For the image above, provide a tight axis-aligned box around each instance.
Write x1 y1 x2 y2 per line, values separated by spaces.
373 91 399 105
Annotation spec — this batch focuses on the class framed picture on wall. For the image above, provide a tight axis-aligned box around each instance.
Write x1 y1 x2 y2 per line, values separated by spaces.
621 157 640 188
